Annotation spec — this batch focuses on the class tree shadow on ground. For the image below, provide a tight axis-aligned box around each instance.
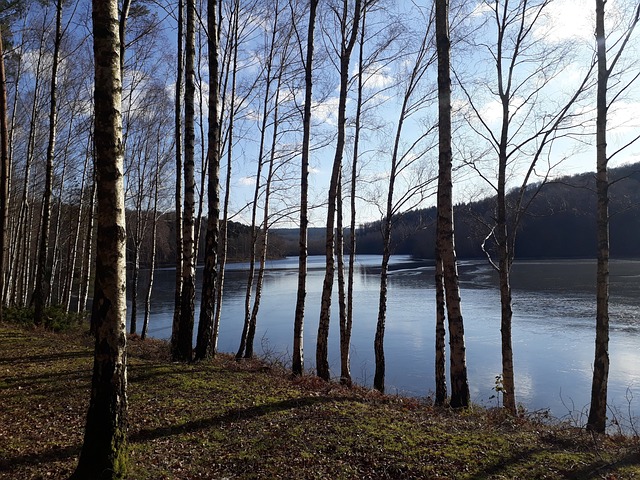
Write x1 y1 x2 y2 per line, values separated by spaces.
130 395 347 443
0 444 81 473
0 350 92 364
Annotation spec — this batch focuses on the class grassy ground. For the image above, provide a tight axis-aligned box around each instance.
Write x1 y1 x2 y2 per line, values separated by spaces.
1 323 639 479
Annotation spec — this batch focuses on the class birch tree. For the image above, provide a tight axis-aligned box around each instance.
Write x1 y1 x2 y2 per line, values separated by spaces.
194 0 221 361
372 17 438 393
172 0 184 357
71 0 128 474
435 0 469 408
172 0 197 361
0 27 9 322
456 0 594 413
292 0 318 376
588 0 640 433
316 0 361 382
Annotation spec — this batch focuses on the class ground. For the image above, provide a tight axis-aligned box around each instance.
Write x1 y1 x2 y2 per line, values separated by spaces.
1 323 639 479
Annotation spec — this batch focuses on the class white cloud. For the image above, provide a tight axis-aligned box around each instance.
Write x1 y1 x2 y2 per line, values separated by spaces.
470 1 493 18
312 97 340 126
238 176 256 186
535 0 594 43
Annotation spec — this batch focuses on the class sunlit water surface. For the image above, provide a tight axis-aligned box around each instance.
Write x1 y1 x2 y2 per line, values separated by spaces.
136 256 640 425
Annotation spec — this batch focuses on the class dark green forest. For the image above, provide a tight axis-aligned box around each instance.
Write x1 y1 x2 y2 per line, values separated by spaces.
143 162 640 264
316 162 640 260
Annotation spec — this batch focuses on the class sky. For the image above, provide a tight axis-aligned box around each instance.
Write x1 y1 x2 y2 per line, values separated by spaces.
227 0 640 228
117 0 640 227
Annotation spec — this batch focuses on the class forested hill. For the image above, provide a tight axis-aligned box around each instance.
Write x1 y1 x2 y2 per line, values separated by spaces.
273 162 640 259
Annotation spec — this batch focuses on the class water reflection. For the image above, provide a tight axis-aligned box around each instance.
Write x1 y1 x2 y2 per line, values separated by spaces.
138 256 640 424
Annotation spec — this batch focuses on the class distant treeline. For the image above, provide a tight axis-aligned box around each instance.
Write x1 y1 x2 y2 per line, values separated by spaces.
136 162 640 265
271 162 640 260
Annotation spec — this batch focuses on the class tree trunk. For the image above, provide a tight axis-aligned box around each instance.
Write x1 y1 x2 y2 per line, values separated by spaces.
71 0 128 475
317 0 361 382
12 25 46 307
67 143 92 313
344 1 368 387
434 253 447 406
194 0 220 361
244 69 284 359
336 176 349 384
171 0 184 358
0 29 9 321
173 0 197 362
129 237 141 335
436 0 469 408
142 154 160 341
292 0 318 377
587 0 610 432
212 0 240 356
374 228 391 393
236 4 278 360
33 0 63 324
79 166 96 316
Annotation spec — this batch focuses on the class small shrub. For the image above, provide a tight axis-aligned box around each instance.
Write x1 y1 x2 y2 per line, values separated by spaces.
4 305 86 332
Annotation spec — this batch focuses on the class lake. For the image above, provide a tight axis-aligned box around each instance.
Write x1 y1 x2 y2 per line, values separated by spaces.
137 255 640 427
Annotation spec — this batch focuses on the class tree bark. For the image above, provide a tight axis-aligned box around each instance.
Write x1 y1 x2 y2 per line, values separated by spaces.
142 150 160 341
33 0 63 324
436 0 469 408
292 0 318 377
344 1 368 387
71 0 128 475
0 28 9 321
171 0 184 358
587 0 611 433
173 0 197 362
194 0 221 361
434 253 447 406
80 165 96 316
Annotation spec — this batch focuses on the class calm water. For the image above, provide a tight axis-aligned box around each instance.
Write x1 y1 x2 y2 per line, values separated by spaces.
137 255 640 425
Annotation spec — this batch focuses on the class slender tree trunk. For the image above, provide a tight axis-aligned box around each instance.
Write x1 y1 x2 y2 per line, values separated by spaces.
173 0 197 362
496 60 517 414
194 3 211 265
129 237 141 335
171 0 185 357
336 174 349 384
317 0 361 382
0 29 9 321
79 165 96 316
244 73 284 359
435 0 469 408
293 0 318 377
71 0 128 474
434 249 447 406
66 144 92 313
13 25 46 307
2 28 22 306
33 0 63 325
236 6 278 360
374 218 392 392
588 0 610 432
212 0 240 355
194 0 220 361
142 157 160 341
345 1 368 387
